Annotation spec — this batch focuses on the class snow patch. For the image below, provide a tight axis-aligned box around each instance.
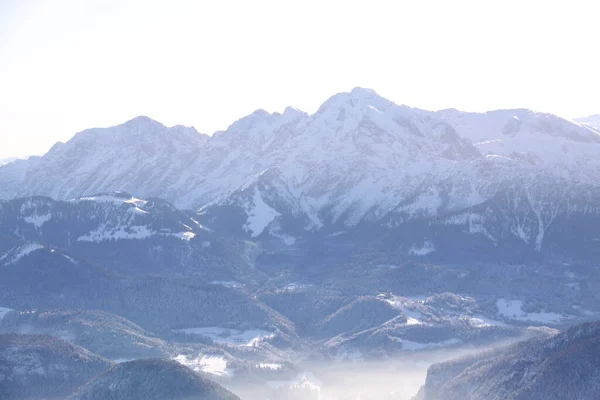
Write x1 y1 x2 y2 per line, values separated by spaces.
402 295 429 303
60 253 78 264
1 243 44 264
327 231 346 237
172 327 275 347
409 241 435 256
173 354 231 377
170 231 196 241
210 281 244 288
256 363 282 370
76 195 151 214
124 197 148 207
384 296 425 325
468 315 506 327
476 139 503 145
243 187 280 237
23 213 52 229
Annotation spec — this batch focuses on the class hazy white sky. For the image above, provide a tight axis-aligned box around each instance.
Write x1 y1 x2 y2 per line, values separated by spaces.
1 0 599 158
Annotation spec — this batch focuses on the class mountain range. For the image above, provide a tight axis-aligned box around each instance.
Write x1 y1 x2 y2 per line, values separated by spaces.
2 89 600 253
0 334 240 400
1 89 600 399
0 158 18 166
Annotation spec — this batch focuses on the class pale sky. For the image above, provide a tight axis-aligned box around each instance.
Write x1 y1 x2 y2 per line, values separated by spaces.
1 0 599 158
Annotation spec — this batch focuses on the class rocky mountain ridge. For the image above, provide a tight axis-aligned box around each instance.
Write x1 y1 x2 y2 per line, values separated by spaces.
1 89 599 254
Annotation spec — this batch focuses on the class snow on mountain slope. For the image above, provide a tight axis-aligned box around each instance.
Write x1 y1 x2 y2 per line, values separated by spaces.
2 89 600 247
0 157 18 166
576 114 600 131
434 108 600 183
0 193 201 247
0 117 208 203
201 88 494 232
0 242 44 265
200 90 600 241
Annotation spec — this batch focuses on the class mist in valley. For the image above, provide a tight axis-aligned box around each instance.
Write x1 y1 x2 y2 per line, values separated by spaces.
228 340 521 400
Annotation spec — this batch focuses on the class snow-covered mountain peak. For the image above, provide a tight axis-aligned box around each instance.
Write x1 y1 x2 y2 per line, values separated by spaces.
118 116 207 142
170 124 206 138
345 86 390 107
227 109 284 134
122 115 165 130
310 88 410 142
73 191 143 204
3 89 600 240
214 106 309 149
59 116 208 154
306 88 479 164
62 116 207 149
315 87 395 117
282 106 304 116
430 108 600 180
350 86 379 97
0 116 213 202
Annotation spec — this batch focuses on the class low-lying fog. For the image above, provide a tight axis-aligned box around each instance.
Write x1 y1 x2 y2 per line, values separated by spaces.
228 340 519 400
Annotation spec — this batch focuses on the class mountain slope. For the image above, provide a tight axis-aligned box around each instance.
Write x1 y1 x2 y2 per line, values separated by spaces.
0 117 208 203
415 321 600 400
437 109 600 177
0 309 169 359
0 194 296 339
1 91 600 261
68 359 240 400
0 334 112 400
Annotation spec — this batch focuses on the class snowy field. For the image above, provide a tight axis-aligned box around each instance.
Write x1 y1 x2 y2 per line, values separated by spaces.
172 326 275 346
173 354 231 377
